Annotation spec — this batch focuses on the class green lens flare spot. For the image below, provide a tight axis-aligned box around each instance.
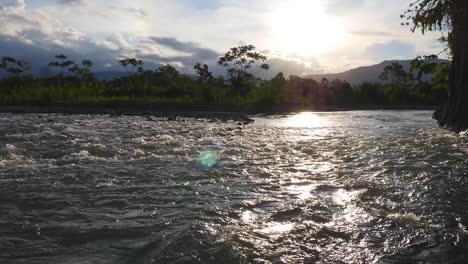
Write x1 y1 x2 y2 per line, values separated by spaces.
199 150 218 168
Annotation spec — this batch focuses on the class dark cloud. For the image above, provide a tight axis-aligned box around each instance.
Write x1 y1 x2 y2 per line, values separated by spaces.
0 34 123 75
139 37 220 71
364 40 416 61
148 37 219 60
0 33 220 76
0 10 130 74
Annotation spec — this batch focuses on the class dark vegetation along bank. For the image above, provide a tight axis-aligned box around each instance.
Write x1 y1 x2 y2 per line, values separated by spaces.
404 0 468 132
0 43 449 116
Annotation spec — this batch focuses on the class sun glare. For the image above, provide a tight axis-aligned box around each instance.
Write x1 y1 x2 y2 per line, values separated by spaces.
270 0 346 57
286 112 327 128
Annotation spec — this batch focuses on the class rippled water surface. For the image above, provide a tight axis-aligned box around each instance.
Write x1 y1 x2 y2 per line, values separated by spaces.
1 111 468 264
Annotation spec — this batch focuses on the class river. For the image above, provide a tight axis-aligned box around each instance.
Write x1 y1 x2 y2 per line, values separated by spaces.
1 111 467 263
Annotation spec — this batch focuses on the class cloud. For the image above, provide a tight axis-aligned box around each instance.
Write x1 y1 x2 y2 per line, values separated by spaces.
57 0 88 6
148 37 218 58
0 3 220 76
122 7 147 17
101 33 130 50
107 5 148 17
0 2 123 73
364 40 416 61
260 58 322 79
0 0 25 11
350 29 393 37
325 0 367 15
179 0 223 11
137 37 220 71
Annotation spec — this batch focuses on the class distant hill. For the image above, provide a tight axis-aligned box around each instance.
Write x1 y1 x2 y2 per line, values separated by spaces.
0 59 448 83
0 70 128 80
304 60 448 85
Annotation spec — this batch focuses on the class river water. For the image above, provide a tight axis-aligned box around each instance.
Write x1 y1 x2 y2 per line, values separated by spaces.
1 111 468 264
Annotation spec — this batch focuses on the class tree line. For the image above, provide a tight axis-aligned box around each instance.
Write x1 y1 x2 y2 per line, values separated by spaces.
0 44 448 109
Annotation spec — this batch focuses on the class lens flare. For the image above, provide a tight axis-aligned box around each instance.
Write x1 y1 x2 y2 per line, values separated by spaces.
199 149 218 168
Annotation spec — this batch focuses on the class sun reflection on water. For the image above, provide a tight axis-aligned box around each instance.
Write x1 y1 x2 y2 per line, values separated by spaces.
334 189 354 205
286 184 317 200
286 112 327 128
259 222 295 235
241 211 256 224
333 189 373 225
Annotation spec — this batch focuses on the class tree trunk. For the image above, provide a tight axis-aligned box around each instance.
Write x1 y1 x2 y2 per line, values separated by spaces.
435 0 468 132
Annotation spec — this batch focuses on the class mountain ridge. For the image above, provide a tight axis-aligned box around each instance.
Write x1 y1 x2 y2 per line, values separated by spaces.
304 59 448 85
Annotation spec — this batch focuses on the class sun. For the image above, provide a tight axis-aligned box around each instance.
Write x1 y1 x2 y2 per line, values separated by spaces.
270 0 346 57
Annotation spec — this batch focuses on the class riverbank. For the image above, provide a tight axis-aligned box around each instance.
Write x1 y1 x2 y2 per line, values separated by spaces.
0 103 255 123
0 102 437 122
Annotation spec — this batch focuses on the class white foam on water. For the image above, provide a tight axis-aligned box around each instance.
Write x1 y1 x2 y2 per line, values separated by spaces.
78 150 90 159
259 222 295 235
459 130 468 137
64 127 80 133
387 212 421 225
198 138 215 145
8 153 25 161
159 135 174 141
70 138 86 145
133 149 145 156
3 144 28 162
5 144 16 151
131 137 147 144
96 181 117 188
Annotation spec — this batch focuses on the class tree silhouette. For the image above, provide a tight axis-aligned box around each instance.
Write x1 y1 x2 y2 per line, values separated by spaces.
49 54 74 76
0 57 30 77
155 64 183 97
410 55 449 92
118 58 144 92
69 60 94 79
218 45 269 97
379 62 411 85
68 59 95 94
156 64 179 78
320 78 330 89
193 63 213 83
118 58 144 76
403 0 468 131
49 54 74 88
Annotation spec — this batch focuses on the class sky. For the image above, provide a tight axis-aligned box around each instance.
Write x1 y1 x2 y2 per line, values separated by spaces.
0 0 446 77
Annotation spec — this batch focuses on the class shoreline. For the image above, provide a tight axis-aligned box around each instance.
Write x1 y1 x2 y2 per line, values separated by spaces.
0 103 437 122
